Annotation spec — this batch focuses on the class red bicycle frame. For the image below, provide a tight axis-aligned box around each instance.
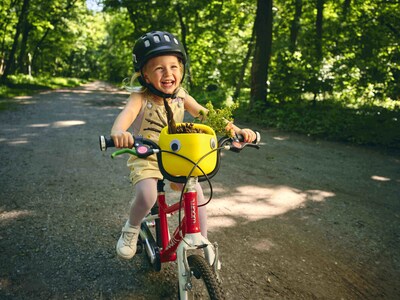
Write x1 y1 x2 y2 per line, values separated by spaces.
156 177 201 263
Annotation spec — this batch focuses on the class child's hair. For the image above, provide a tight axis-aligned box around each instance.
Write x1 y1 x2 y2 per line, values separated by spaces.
123 72 146 93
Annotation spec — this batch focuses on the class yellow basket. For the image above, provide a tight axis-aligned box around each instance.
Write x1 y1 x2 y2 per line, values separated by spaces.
158 123 218 177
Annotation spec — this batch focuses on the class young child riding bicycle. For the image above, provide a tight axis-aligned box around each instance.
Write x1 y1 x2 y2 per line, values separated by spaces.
110 30 256 260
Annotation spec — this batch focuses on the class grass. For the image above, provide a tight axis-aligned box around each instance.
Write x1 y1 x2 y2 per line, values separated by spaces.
0 75 85 101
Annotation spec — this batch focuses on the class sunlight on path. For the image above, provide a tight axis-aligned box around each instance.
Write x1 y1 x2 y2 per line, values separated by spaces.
207 185 335 230
0 209 35 224
0 120 86 146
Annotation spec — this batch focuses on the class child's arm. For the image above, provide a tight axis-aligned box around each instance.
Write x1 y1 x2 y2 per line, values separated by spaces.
111 94 142 148
184 94 257 143
184 94 208 121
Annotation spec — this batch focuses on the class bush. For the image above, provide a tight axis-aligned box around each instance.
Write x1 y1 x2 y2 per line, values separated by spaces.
236 99 400 149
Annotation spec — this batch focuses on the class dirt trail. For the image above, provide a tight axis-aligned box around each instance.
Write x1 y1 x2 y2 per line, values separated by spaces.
0 81 399 299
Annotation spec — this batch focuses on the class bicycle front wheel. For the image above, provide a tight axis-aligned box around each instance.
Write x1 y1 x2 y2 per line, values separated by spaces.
183 254 225 300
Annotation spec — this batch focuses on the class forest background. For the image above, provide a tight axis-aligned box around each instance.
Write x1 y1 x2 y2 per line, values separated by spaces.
0 0 399 149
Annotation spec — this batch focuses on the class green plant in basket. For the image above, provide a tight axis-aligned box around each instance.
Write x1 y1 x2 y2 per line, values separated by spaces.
196 101 239 137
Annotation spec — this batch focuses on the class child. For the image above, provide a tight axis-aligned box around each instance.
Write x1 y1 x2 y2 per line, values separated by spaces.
111 31 256 259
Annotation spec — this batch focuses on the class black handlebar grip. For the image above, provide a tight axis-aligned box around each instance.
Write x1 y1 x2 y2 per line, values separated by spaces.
99 136 115 151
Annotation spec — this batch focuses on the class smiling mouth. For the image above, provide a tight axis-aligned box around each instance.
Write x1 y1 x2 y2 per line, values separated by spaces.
161 80 175 88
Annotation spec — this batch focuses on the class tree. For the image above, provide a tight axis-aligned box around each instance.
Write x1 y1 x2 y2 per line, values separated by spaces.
1 0 30 81
250 0 273 109
176 3 192 89
0 0 19 75
233 26 255 102
1 0 397 106
30 0 83 76
315 0 324 61
16 15 32 74
289 0 302 53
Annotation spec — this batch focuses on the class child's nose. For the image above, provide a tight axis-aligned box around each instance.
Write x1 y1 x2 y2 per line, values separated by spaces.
165 67 173 76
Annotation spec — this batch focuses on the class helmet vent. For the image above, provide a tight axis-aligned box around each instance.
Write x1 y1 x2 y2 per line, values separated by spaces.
154 35 161 43
144 40 150 47
173 38 179 45
164 34 171 42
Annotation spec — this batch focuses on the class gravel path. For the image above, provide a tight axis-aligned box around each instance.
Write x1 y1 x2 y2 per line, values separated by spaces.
0 81 399 299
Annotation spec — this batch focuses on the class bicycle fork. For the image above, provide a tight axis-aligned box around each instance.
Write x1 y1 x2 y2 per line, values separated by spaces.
177 177 222 298
177 233 221 296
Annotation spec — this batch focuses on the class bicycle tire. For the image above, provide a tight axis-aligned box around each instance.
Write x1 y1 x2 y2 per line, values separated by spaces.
183 254 225 300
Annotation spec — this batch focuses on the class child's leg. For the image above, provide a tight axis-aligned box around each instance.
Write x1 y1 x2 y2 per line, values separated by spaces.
129 178 158 226
116 178 158 259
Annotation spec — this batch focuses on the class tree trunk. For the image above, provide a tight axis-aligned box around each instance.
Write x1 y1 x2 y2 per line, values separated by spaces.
17 22 32 74
126 6 138 31
31 28 50 73
342 0 351 21
0 0 19 75
31 0 77 75
1 0 30 81
316 0 324 61
289 0 302 53
232 26 255 101
312 0 324 106
250 0 273 109
176 4 192 89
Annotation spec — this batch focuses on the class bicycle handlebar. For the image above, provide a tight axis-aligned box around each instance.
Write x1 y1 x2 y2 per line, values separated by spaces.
99 130 260 182
99 131 260 152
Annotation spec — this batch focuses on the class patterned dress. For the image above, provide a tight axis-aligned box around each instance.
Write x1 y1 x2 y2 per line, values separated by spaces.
127 92 185 185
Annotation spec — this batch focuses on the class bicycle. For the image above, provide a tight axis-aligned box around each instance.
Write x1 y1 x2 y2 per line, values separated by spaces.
100 123 260 299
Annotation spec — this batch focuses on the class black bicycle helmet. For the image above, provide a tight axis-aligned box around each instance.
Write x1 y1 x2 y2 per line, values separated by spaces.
133 31 187 98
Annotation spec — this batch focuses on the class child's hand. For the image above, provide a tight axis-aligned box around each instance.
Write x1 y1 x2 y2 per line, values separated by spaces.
111 131 134 148
225 122 257 143
238 128 257 143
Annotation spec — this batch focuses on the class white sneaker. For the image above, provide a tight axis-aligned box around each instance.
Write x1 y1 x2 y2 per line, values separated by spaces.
116 221 140 259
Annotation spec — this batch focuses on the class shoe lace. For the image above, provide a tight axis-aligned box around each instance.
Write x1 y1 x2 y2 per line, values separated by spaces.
122 230 137 247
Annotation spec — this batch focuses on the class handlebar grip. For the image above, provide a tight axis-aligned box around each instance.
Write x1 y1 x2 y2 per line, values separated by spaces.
253 131 261 144
99 135 114 151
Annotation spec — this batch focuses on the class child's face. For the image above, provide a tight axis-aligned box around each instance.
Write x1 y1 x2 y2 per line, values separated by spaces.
143 55 183 96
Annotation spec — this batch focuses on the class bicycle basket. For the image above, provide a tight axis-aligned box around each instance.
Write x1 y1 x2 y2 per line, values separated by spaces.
158 123 218 177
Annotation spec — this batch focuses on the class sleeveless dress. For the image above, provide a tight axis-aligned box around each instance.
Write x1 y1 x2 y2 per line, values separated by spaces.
127 92 185 185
